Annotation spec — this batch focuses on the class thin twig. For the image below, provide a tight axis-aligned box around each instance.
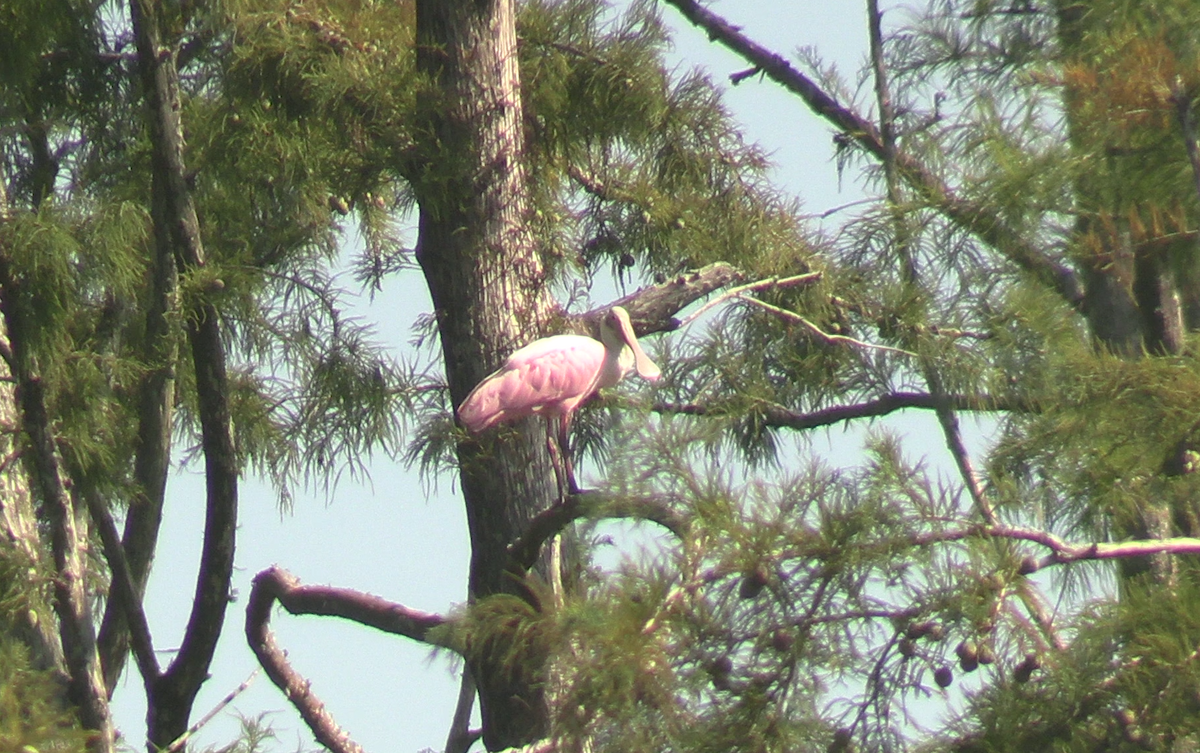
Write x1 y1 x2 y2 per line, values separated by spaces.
164 669 259 753
796 197 878 220
736 295 916 357
676 271 822 329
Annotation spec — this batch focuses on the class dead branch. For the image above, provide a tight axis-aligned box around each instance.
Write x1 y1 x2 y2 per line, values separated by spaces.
574 262 747 337
445 670 482 753
675 272 821 329
737 295 915 357
246 566 455 753
914 525 1200 572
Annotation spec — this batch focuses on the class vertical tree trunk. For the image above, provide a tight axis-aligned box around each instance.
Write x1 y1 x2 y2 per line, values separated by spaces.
1056 0 1193 585
130 0 240 747
414 0 560 747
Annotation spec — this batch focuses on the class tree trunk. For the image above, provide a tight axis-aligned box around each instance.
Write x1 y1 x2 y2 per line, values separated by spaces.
414 0 561 747
130 0 240 747
1057 0 1195 586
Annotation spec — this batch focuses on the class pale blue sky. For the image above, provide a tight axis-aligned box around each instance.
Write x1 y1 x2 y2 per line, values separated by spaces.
109 2 894 751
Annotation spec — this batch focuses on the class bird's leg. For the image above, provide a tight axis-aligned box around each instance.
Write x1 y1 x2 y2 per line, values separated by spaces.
557 415 580 495
545 418 570 503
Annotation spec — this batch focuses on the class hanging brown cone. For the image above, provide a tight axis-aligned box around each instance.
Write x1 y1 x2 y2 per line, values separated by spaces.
956 640 979 672
977 642 995 665
934 665 954 688
1014 653 1041 683
739 566 769 599
905 620 944 641
708 656 733 691
828 728 853 753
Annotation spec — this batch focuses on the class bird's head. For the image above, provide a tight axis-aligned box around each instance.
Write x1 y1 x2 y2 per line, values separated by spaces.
601 306 661 381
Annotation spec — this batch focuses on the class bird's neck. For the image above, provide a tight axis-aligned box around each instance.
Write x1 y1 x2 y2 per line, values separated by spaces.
595 344 631 390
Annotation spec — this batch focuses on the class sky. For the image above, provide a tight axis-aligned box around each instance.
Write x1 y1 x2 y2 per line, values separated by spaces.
103 2 945 751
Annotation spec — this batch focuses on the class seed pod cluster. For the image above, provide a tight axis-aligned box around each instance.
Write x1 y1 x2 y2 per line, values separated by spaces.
955 640 978 673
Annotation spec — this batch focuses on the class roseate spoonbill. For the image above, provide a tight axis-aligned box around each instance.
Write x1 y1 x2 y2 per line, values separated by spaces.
457 306 661 493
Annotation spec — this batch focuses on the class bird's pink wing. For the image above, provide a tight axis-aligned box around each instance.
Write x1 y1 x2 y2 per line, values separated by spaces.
457 335 605 433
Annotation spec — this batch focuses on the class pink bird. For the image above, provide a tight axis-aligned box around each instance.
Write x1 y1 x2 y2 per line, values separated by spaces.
457 306 661 492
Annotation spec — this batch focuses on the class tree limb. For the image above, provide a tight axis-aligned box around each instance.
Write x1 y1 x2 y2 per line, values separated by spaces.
84 486 160 685
661 0 1084 309
445 670 482 753
574 262 747 337
654 391 1029 431
506 491 690 576
914 524 1200 573
246 566 454 753
675 272 821 329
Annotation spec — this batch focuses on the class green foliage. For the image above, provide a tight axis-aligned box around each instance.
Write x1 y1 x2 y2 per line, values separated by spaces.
0 640 89 753
0 549 88 753
518 0 815 280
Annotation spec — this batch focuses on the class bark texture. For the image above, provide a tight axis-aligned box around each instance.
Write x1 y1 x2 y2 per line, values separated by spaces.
130 0 240 747
414 0 560 747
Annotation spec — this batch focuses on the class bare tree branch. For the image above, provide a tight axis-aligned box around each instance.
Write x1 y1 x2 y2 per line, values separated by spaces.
246 566 454 753
737 295 916 357
661 0 1085 309
507 491 689 576
914 525 1200 572
84 487 160 685
675 272 821 329
654 391 1029 431
574 262 747 337
445 671 482 753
